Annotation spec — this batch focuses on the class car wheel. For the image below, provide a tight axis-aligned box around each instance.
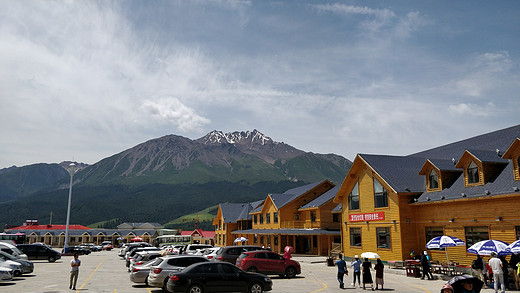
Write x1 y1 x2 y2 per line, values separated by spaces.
48 256 56 263
285 266 297 278
188 284 204 293
162 279 169 292
248 282 263 293
246 267 258 273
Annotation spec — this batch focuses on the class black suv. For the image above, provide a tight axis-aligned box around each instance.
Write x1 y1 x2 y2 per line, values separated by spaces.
213 245 265 264
17 243 62 262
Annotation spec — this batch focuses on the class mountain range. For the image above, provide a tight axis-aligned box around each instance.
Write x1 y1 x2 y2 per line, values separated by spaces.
0 130 351 230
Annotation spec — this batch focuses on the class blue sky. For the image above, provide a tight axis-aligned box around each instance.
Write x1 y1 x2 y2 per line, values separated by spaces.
1 0 519 168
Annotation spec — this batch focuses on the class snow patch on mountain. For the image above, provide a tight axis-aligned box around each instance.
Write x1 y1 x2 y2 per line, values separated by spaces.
201 129 276 146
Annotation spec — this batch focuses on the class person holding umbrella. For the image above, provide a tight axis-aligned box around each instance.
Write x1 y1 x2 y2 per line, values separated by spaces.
362 257 374 290
489 252 505 293
447 275 483 293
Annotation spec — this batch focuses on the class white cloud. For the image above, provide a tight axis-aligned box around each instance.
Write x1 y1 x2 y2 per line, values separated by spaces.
142 98 211 131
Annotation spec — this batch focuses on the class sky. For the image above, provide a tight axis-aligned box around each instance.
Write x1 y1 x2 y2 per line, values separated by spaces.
1 0 519 169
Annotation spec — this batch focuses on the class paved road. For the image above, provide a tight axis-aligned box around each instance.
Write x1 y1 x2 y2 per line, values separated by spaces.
0 250 506 293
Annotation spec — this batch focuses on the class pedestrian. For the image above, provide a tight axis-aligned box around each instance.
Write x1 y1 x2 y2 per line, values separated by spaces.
351 255 362 287
374 258 384 290
510 253 519 290
335 253 348 289
69 253 81 290
498 256 509 290
472 255 487 286
283 249 291 260
489 252 505 293
460 279 476 293
421 251 433 280
362 257 374 291
440 283 454 293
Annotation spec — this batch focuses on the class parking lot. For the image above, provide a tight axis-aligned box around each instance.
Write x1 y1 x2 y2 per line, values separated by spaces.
0 249 503 293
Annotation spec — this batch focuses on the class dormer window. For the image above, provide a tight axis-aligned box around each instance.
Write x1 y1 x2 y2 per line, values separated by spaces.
467 161 479 184
428 169 439 189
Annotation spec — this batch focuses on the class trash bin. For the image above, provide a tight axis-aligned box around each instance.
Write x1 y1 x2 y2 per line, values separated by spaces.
327 258 334 266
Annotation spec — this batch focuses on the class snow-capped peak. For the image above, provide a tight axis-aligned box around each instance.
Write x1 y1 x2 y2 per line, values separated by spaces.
200 130 274 145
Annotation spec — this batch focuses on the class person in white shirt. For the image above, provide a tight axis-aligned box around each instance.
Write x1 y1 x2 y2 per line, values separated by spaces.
70 253 81 290
489 252 505 293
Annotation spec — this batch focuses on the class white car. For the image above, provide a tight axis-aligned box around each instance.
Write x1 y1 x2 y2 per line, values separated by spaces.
0 267 13 283
201 246 220 260
0 259 22 277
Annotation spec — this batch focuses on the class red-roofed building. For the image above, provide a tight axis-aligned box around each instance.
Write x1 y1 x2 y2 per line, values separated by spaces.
182 229 215 245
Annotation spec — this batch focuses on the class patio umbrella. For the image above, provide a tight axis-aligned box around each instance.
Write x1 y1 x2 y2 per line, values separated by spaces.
130 237 142 242
467 240 511 256
447 274 484 293
361 252 380 259
234 236 248 243
426 235 465 263
507 239 520 254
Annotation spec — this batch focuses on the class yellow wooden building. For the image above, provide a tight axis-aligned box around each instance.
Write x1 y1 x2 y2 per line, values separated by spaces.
333 125 520 266
213 180 342 255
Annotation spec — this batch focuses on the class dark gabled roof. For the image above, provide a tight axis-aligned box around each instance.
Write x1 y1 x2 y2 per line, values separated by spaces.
466 149 509 164
410 125 520 160
220 203 249 223
360 154 426 193
417 163 519 203
237 200 263 221
428 159 460 171
299 185 340 209
283 181 324 195
269 193 299 209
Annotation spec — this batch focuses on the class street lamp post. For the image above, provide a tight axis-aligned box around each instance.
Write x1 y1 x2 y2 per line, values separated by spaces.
64 163 76 253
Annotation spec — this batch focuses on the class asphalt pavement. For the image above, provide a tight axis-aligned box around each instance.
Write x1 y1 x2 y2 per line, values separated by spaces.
0 250 514 293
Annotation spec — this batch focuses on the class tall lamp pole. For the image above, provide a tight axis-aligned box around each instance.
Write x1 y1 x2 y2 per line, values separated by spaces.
64 163 76 253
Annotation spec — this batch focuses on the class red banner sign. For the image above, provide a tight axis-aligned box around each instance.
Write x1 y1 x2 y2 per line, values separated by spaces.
349 212 385 222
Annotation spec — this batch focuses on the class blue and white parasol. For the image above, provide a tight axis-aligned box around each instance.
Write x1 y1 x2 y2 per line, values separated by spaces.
467 240 511 256
426 235 465 263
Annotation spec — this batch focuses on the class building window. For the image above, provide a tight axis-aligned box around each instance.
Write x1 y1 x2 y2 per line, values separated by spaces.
260 235 264 244
350 227 362 247
223 234 225 244
254 234 258 243
254 215 257 224
376 227 391 248
333 213 340 222
467 161 479 184
516 226 520 240
517 157 520 179
274 236 278 246
429 169 439 189
349 182 360 210
219 234 221 244
266 213 270 224
313 235 317 248
465 226 489 248
260 214 264 224
267 235 271 244
311 211 317 222
218 220 221 230
425 226 444 249
274 212 278 223
295 214 300 221
374 179 388 208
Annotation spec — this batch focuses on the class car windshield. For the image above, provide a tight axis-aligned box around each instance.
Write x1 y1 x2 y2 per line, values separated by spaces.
237 253 248 260
151 258 163 266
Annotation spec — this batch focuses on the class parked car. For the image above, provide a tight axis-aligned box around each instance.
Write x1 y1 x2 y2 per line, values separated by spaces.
101 241 113 251
126 247 160 267
129 259 158 286
0 267 13 283
16 243 61 262
183 244 213 255
148 255 209 291
119 242 151 258
236 250 300 278
63 246 91 255
0 258 22 277
0 242 28 260
129 251 162 271
213 245 264 264
166 261 273 293
200 247 220 260
79 243 102 252
0 251 33 274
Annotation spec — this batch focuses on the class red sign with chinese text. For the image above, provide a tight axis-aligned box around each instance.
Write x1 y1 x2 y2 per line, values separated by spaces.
349 212 385 222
